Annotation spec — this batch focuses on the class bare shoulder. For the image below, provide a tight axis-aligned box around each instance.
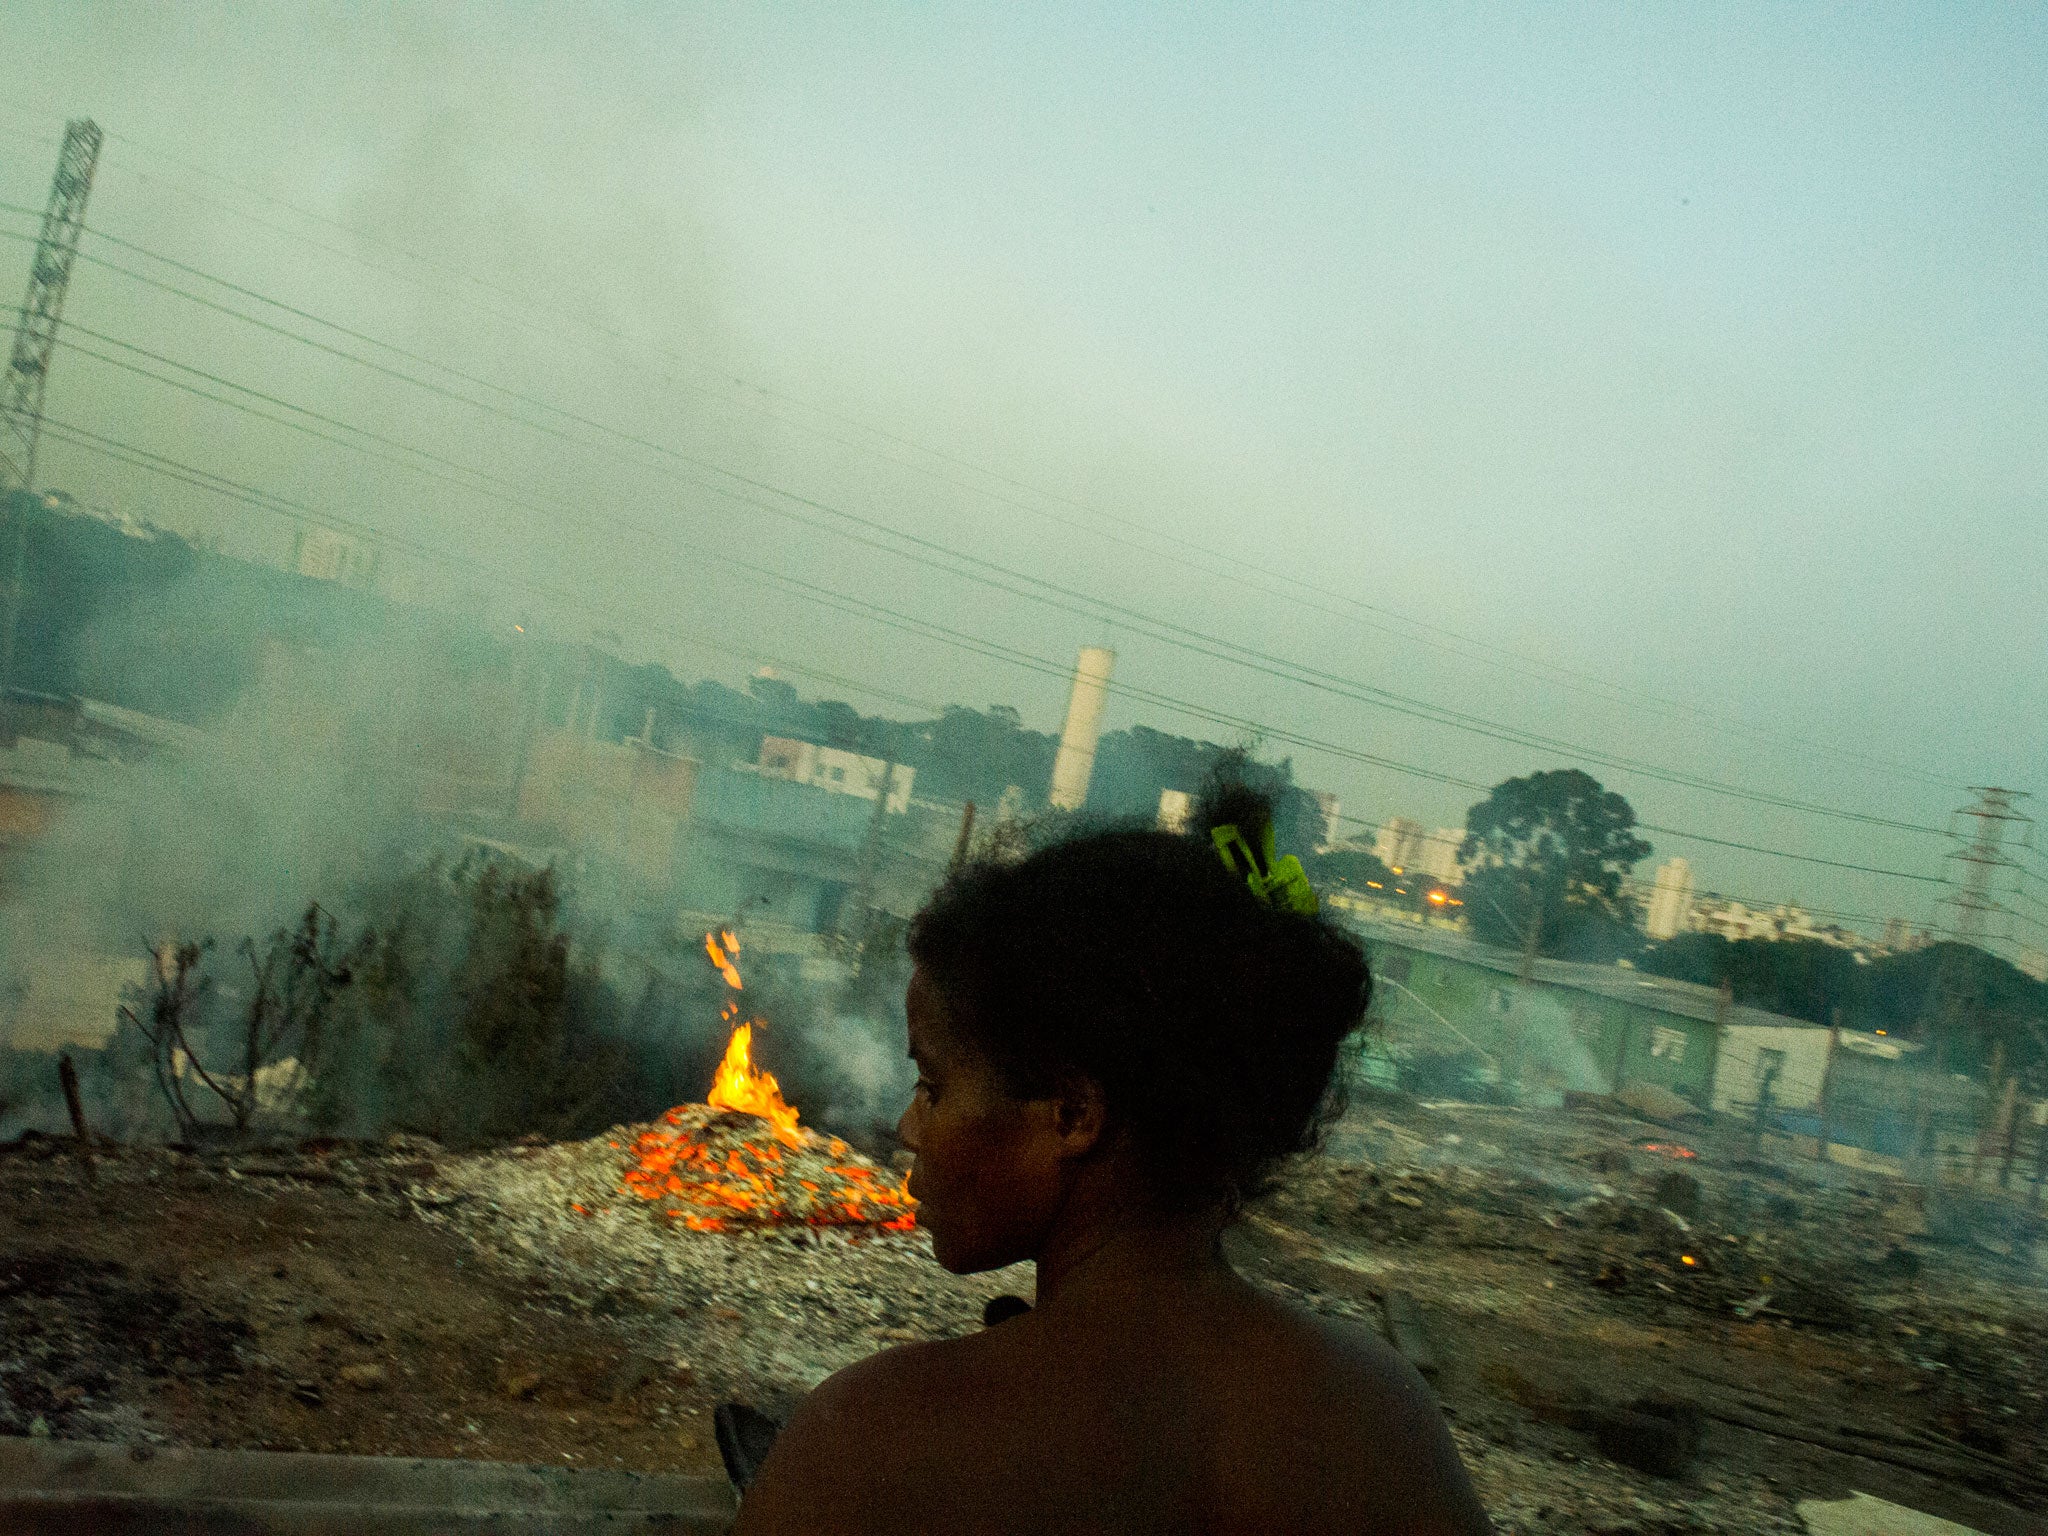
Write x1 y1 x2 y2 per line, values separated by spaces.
1218 1289 1492 1536
727 1334 987 1536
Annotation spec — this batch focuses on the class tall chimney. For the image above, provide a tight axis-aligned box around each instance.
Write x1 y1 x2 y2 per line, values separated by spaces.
1049 646 1115 811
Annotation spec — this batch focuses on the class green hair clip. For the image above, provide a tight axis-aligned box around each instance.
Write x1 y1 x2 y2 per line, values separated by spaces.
1211 823 1319 917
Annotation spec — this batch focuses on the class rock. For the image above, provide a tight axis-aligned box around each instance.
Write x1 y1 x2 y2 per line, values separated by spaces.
499 1369 542 1400
1797 1492 1989 1536
714 1401 784 1493
1379 1290 1440 1380
1614 1084 1701 1126
601 1353 662 1401
336 1363 387 1392
1588 1396 1703 1478
1649 1169 1701 1220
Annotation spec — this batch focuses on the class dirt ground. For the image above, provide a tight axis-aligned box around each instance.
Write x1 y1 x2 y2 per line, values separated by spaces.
1 1099 2043 1535
0 1136 726 1476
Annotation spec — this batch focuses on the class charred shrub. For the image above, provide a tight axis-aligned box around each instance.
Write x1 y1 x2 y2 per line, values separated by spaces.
300 854 632 1146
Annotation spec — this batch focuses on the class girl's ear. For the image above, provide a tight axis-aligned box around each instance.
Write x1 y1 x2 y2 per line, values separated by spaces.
1049 1071 1110 1159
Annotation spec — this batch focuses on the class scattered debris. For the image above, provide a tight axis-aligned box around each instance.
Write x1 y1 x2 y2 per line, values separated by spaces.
2 1093 2041 1535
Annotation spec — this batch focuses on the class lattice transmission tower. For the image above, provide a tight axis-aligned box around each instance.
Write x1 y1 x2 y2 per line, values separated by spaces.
1 118 103 733
1938 786 2033 945
1 118 101 492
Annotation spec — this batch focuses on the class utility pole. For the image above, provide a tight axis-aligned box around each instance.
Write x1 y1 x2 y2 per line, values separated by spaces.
0 118 102 741
1816 1014 1842 1165
841 752 900 956
948 800 977 872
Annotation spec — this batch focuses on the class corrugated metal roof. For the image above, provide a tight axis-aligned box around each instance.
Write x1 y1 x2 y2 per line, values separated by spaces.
1347 916 1824 1033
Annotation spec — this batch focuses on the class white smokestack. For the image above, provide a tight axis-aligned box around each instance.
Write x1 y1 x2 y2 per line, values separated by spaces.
1048 646 1115 810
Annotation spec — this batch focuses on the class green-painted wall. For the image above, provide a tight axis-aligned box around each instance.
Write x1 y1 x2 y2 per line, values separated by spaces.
1365 936 1720 1104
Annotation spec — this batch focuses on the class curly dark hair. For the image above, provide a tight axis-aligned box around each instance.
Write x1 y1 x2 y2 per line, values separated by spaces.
906 781 1371 1214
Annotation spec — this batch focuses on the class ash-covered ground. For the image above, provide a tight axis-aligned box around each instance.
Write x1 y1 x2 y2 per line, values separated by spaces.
2 1095 2043 1536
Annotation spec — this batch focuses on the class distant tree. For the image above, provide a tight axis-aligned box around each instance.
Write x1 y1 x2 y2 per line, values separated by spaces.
1458 769 1651 970
1860 941 2048 1087
1307 847 1398 893
900 705 1059 810
1637 933 2048 1086
1639 933 1862 1026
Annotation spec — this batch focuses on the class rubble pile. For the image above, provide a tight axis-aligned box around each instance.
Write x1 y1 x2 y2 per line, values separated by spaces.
423 1123 1027 1402
1253 1100 2048 1527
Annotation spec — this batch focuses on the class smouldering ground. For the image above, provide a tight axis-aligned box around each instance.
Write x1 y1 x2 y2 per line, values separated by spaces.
2 1098 2044 1536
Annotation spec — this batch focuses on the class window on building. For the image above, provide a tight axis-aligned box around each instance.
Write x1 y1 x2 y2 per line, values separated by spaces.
1648 1024 1688 1061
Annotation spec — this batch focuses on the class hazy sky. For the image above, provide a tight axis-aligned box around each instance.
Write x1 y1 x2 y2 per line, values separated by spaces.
3 3 2044 943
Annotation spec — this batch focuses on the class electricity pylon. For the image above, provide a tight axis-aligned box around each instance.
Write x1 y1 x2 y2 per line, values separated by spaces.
0 118 103 733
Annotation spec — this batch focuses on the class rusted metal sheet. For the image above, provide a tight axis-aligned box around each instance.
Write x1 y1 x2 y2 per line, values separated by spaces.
0 1437 736 1534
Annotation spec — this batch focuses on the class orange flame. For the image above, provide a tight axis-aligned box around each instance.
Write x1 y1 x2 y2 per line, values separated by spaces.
706 929 743 990
708 1021 804 1148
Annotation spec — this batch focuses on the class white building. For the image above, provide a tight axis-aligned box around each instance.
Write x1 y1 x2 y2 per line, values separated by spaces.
754 737 914 812
1373 816 1427 872
292 525 379 587
1311 791 1342 851
1688 896 1869 952
1644 857 1695 940
1413 828 1468 885
1708 1021 1833 1116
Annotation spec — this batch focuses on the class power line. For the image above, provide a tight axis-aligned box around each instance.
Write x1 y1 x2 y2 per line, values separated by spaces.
60 141 1963 794
11 220 1957 846
1632 822 1945 884
26 309 1969 892
39 375 1913 880
8 198 1982 890
31 417 952 723
27 410 1968 898
29 413 1483 793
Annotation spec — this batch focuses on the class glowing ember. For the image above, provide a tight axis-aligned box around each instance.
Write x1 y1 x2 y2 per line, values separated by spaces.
611 930 916 1232
1641 1142 1699 1160
705 929 744 989
620 1105 915 1232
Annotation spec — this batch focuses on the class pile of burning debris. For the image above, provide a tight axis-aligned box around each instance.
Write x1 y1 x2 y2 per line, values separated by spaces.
414 930 1017 1404
603 933 913 1235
